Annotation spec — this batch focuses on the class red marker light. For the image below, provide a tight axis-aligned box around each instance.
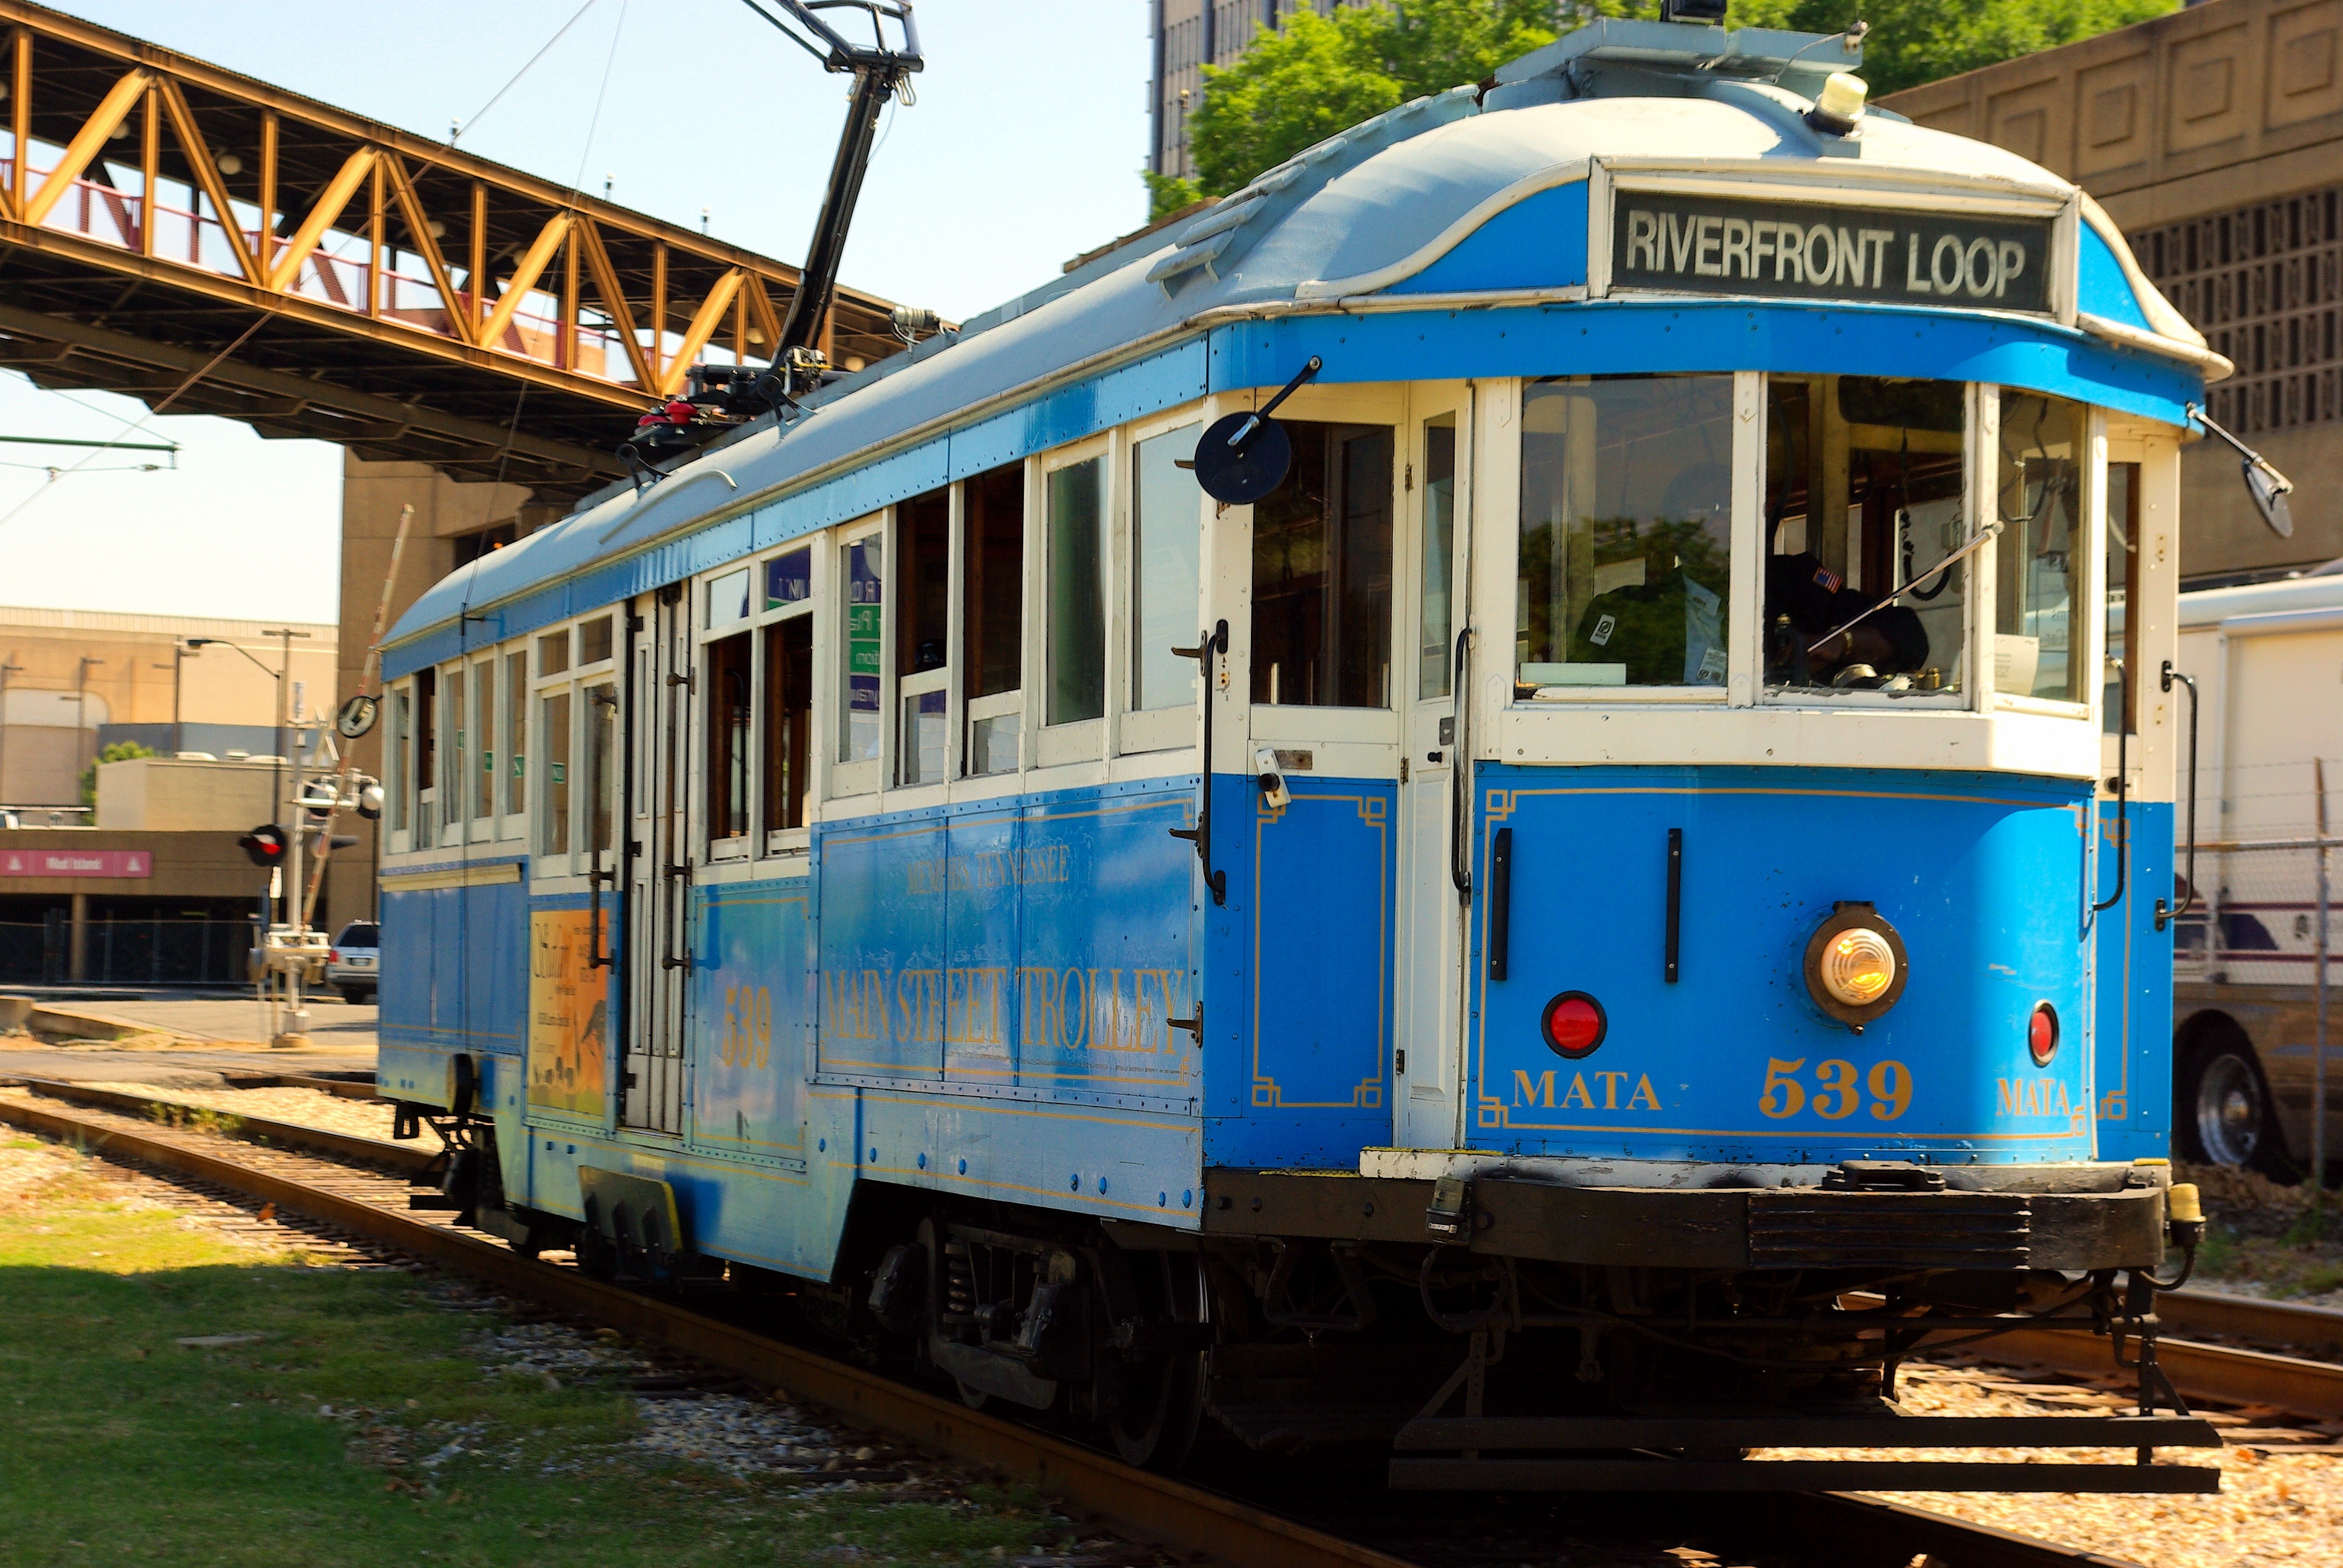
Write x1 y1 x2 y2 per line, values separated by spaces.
2028 1002 2059 1067
1541 991 1607 1059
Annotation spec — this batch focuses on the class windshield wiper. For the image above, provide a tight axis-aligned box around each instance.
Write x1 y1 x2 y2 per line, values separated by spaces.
1804 520 2002 658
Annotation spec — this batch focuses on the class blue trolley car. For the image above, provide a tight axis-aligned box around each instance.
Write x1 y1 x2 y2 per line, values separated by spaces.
375 18 2223 1491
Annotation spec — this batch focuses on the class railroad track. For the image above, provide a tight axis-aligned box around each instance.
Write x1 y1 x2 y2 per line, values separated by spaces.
0 1078 2236 1568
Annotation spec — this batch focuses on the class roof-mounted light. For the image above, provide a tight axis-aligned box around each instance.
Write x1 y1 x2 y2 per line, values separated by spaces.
1807 72 1868 137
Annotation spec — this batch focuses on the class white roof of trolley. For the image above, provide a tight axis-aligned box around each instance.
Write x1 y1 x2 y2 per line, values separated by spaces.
387 18 2211 660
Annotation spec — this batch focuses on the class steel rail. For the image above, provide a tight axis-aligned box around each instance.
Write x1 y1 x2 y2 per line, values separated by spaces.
0 1076 431 1176
0 1092 1415 1568
0 1089 2170 1568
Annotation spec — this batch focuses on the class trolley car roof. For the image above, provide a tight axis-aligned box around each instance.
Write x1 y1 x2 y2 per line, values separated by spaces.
385 20 2214 675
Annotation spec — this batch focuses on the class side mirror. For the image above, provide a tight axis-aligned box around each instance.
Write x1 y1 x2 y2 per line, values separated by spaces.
2246 460 2295 539
2191 403 2296 538
1191 356 1322 505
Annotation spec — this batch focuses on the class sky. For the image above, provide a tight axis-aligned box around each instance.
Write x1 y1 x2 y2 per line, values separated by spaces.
2 1 1155 623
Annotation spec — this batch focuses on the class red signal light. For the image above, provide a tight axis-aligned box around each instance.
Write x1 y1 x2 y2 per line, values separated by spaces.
1541 991 1607 1059
2028 1002 2059 1067
237 823 289 868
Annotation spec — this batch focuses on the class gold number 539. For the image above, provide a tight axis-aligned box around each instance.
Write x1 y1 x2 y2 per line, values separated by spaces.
1758 1057 1911 1122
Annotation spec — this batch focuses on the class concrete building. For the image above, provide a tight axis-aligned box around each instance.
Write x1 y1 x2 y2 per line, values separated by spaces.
0 754 340 984
1882 0 2343 585
0 606 336 809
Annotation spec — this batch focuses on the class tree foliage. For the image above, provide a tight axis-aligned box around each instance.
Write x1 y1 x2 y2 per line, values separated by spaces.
1150 0 1559 218
1147 0 2178 218
79 740 157 809
1721 0 2176 99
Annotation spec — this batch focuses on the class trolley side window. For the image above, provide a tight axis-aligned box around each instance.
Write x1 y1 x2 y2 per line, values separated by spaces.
2105 462 2140 734
386 684 411 838
1133 423 1204 713
1419 414 1458 700
707 630 754 841
840 532 885 765
586 681 617 859
765 615 814 830
413 667 435 842
965 463 1026 775
897 487 952 785
1518 377 1731 694
1047 457 1109 727
1997 391 2086 706
471 658 496 823
442 664 468 835
1763 374 1968 697
539 689 572 857
1253 420 1395 708
503 650 528 822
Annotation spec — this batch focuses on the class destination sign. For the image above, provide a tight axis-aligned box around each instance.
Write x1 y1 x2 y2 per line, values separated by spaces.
1610 192 2054 315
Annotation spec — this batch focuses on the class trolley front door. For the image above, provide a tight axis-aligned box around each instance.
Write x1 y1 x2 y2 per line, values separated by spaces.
1395 388 1470 1148
624 583 693 1134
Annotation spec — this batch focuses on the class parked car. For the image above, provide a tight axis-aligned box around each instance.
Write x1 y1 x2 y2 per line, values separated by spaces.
327 921 379 1004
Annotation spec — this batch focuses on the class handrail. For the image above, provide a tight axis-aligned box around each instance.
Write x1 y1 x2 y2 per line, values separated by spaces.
2157 661 2201 933
2092 663 2128 915
1449 629 1472 903
1170 621 1230 906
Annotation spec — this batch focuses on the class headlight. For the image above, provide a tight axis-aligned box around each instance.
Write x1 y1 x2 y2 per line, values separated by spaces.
1820 928 1898 1005
1803 904 1909 1030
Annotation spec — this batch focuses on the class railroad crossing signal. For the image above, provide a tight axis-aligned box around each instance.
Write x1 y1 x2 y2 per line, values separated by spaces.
237 823 289 869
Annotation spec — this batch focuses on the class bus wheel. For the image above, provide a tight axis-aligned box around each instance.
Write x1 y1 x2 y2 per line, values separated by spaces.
2181 1039 2280 1172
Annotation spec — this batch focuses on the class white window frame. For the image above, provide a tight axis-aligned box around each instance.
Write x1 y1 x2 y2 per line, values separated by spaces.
384 677 413 857
831 512 886 800
753 537 822 857
701 567 759 862
437 659 468 849
1035 433 1115 770
1121 402 1210 756
1504 371 1745 711
1985 384 2098 722
498 644 529 842
531 626 582 877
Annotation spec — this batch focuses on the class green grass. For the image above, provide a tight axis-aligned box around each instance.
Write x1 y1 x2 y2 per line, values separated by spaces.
0 1146 1074 1567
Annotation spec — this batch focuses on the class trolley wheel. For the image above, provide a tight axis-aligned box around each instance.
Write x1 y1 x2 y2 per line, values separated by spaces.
577 1224 620 1281
2178 1031 2285 1174
1104 1253 1209 1471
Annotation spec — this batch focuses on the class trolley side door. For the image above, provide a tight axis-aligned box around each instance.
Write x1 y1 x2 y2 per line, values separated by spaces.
624 580 693 1134
1395 387 1471 1148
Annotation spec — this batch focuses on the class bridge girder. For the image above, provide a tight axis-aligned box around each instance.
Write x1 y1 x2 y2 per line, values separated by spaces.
0 1 908 501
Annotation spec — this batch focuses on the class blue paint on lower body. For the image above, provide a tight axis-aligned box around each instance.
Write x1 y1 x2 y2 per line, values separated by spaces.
1464 763 2100 1165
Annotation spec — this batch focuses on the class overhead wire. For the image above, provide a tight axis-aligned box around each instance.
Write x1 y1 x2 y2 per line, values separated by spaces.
572 0 632 195
452 0 602 145
0 313 265 532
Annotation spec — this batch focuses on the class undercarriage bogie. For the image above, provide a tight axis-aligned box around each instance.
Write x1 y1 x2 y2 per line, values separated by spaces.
397 1134 2213 1489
